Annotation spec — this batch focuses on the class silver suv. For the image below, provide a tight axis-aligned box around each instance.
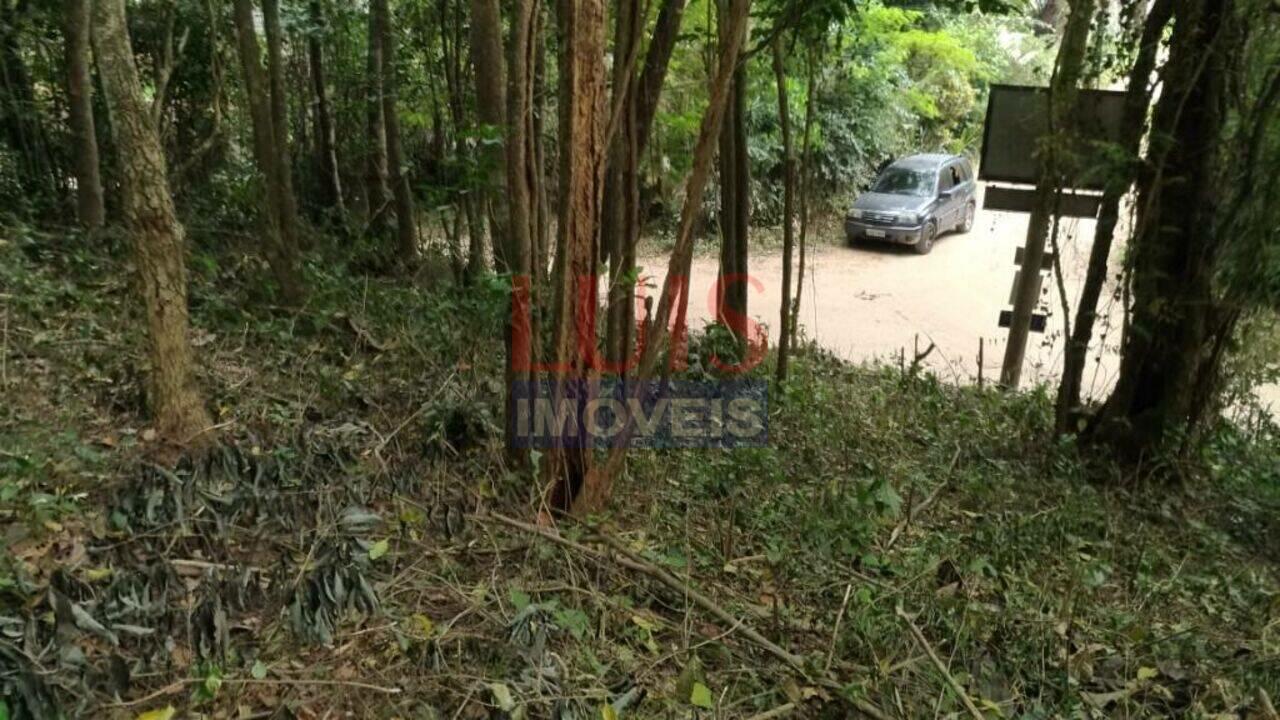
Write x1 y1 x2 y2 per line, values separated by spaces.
845 154 977 254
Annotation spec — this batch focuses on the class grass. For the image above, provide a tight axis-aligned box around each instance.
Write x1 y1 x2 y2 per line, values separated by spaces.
0 221 1276 719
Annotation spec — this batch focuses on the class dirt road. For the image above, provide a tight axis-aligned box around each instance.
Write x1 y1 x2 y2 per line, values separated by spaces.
642 189 1280 410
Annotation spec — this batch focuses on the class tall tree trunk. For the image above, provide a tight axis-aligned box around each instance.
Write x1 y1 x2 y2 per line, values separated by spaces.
998 0 1094 389
716 0 750 341
1055 0 1172 432
1089 0 1235 464
596 0 752 483
504 0 539 468
375 0 418 265
773 33 795 382
470 0 508 270
262 0 303 253
91 0 213 445
602 0 688 372
601 0 642 369
308 0 344 213
65 0 104 230
791 47 817 348
543 0 608 516
438 0 483 280
365 1 391 235
232 0 306 306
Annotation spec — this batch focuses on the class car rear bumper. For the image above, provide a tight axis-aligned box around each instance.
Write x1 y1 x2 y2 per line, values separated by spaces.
845 219 924 245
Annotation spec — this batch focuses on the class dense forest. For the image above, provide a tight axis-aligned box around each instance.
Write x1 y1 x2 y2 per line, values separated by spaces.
0 0 1278 717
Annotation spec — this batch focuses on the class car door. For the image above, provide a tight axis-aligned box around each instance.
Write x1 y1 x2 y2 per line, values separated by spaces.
937 164 961 227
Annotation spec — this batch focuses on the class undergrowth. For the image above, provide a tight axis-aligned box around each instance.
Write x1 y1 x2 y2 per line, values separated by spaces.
1 223 1277 719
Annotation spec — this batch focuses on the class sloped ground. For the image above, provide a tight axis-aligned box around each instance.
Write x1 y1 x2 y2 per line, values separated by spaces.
1 225 1277 720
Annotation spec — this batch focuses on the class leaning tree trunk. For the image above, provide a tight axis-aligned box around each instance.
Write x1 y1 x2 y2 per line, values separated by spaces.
1088 0 1234 465
307 0 344 213
1055 0 1172 432
365 1 391 235
773 33 796 382
91 0 213 445
374 0 418 265
65 0 104 230
231 0 306 306
470 0 508 270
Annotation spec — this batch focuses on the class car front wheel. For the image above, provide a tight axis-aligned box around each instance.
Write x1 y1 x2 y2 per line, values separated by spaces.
914 221 937 255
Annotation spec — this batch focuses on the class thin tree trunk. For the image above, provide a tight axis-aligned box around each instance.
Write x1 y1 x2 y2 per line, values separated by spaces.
65 0 104 230
791 47 817 348
375 0 418 265
91 0 213 445
262 0 303 252
308 0 344 213
601 0 642 369
1055 0 1172 432
773 33 795 382
232 0 306 306
504 0 539 468
716 0 750 341
998 0 1094 389
0 1 56 200
365 1 391 235
470 0 508 270
596 0 752 483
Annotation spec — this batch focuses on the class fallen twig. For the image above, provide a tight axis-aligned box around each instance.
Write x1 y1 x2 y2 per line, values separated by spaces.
896 605 984 720
481 513 889 720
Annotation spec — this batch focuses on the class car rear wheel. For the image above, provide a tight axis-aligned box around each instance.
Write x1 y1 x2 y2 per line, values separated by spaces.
959 202 975 234
914 221 937 255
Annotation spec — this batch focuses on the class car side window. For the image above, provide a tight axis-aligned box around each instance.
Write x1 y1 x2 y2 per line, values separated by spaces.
939 166 957 192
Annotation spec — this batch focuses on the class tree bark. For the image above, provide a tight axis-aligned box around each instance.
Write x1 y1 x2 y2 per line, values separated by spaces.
232 0 306 306
470 0 509 271
543 0 608 516
65 0 105 230
1089 0 1235 464
375 0 418 265
1055 0 1172 432
365 1 391 235
773 33 795 382
308 0 344 213
91 0 213 445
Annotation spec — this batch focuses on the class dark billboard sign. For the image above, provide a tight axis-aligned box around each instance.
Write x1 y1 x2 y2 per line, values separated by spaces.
979 84 1126 191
